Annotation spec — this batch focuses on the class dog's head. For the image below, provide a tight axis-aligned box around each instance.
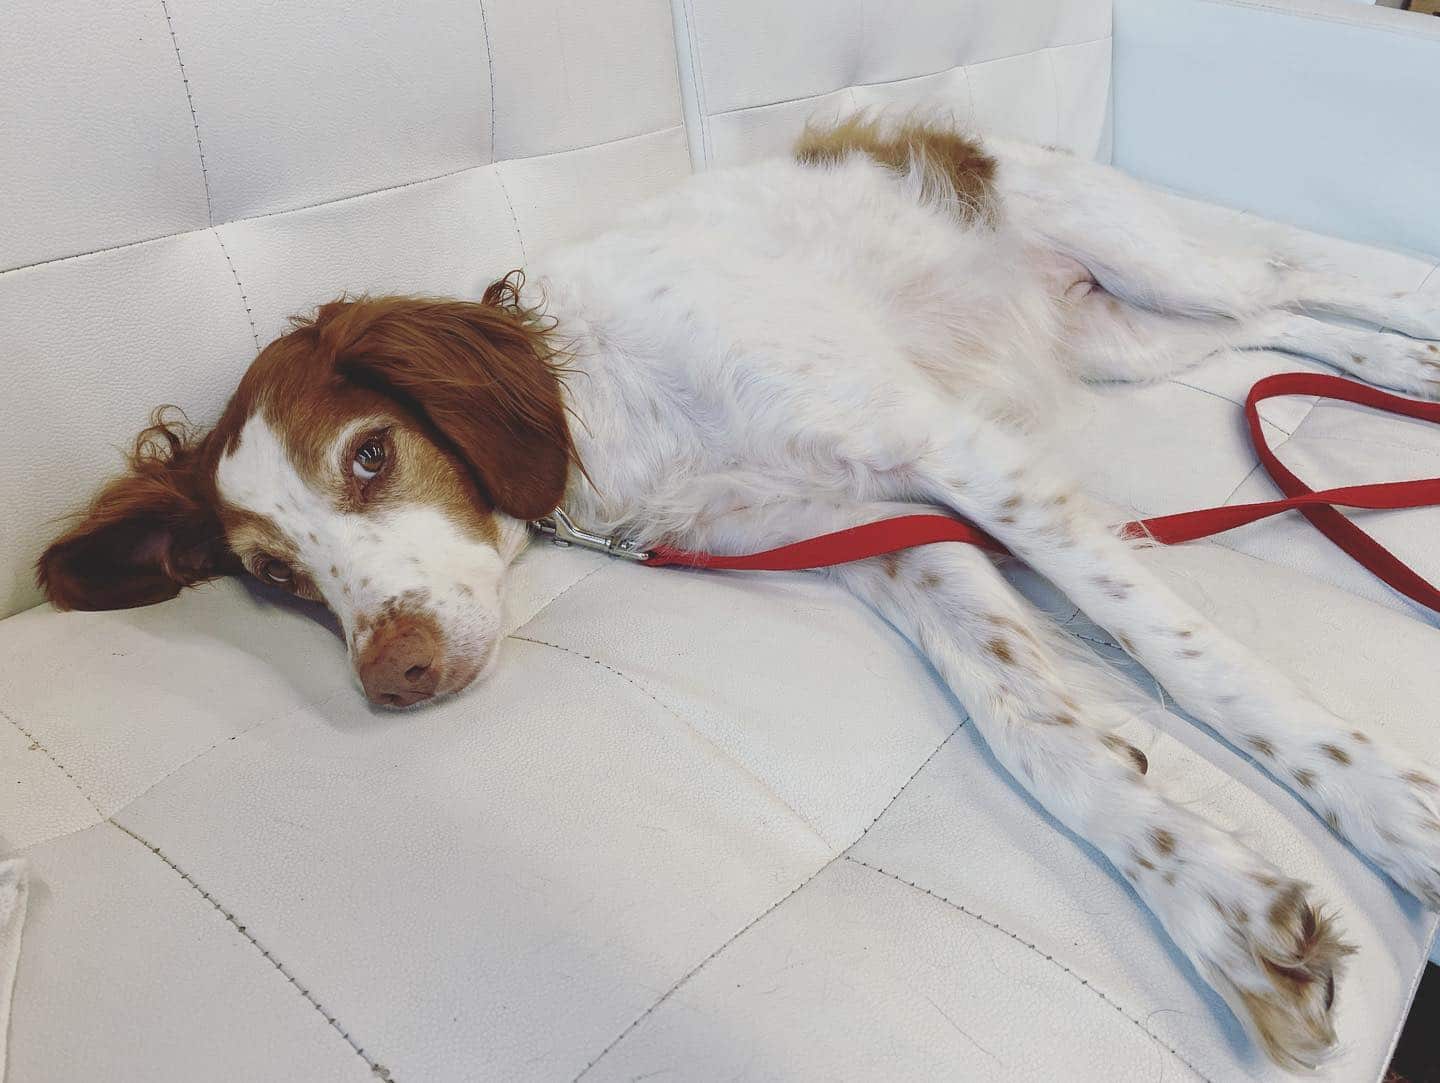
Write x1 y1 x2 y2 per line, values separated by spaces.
37 275 573 707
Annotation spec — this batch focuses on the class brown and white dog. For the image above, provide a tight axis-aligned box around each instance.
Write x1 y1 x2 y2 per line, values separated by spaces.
37 117 1440 1067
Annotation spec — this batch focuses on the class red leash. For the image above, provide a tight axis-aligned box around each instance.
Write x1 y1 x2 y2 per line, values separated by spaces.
646 373 1440 613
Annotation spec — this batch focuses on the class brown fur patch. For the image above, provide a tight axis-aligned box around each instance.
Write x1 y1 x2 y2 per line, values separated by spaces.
919 572 943 590
986 638 1015 664
1150 828 1176 856
879 551 903 579
1292 768 1316 789
1349 730 1369 744
795 113 998 225
1318 744 1351 765
1102 733 1148 774
36 275 561 611
1247 735 1275 758
1402 770 1437 791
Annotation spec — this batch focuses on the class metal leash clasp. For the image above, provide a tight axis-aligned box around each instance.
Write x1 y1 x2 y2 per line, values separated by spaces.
531 508 652 562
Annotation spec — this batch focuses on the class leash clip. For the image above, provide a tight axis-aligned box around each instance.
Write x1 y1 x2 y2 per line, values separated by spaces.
532 508 652 562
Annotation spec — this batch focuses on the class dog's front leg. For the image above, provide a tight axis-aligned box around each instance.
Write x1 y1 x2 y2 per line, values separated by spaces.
829 538 1350 1070
912 419 1440 911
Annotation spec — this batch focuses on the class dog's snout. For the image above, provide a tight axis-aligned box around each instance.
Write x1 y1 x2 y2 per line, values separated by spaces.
357 614 441 708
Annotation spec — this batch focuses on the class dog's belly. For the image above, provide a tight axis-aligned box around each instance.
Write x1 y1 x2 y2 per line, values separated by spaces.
534 154 1078 539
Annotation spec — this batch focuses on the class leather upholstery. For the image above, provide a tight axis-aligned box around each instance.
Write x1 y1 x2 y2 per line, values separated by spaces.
3 1 1438 1080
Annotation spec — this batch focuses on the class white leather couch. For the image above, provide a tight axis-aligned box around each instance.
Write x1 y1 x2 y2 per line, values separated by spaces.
3 1 1439 1080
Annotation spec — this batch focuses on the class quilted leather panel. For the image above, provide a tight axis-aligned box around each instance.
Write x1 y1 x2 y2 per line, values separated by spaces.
0 0 688 620
0 1 209 272
110 637 834 1081
11 822 374 1083
0 233 259 619
157 0 493 224
675 0 1113 168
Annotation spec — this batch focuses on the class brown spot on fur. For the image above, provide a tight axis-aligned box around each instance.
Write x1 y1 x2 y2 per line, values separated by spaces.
997 515 1016 525
1181 648 1202 658
329 565 338 577
1319 744 1350 765
1117 634 1135 653
1050 713 1078 727
1136 854 1155 871
1163 870 1176 885
1150 828 1176 856
307 532 319 543
1349 730 1369 744
1350 353 1366 366
1292 768 1315 789
795 113 999 225
1402 770 1437 791
1176 628 1194 638
1247 735 1276 758
879 551 903 579
1103 733 1148 774
986 638 1015 664
919 572 943 590
1430 344 1439 354
1092 575 1131 600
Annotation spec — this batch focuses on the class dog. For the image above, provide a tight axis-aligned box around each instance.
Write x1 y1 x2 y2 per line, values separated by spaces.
37 115 1440 1068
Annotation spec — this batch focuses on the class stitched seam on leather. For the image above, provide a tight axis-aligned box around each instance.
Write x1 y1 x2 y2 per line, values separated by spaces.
1191 0 1440 42
506 559 609 634
707 35 1112 120
213 229 261 351
0 124 684 279
1045 47 1063 148
0 704 105 820
573 723 964 1078
507 634 832 848
846 856 1213 1083
159 0 214 227
572 853 840 1080
682 0 712 165
476 0 499 162
109 820 397 1081
846 722 964 846
493 165 529 266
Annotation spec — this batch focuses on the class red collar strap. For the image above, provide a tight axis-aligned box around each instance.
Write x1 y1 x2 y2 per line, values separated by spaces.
644 373 1440 614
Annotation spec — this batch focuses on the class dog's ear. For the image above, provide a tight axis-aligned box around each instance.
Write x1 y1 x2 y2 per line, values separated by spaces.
36 414 233 611
325 279 574 521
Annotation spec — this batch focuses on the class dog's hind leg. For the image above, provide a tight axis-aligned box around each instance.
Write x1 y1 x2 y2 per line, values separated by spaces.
992 138 1440 342
1059 285 1440 396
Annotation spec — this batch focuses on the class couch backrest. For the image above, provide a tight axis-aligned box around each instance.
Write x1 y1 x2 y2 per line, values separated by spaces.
673 0 1114 168
0 0 1113 618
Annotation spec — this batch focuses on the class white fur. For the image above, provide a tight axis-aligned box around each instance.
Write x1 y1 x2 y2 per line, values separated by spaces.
216 414 523 697
216 131 1440 1064
511 138 1439 1066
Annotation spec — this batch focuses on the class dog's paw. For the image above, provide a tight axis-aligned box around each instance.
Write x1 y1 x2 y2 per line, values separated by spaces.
1341 333 1440 401
1200 875 1353 1072
1302 738 1440 907
1128 818 1353 1070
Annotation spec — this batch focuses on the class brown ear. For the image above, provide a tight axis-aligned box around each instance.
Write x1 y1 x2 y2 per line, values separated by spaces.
36 414 234 611
325 279 574 521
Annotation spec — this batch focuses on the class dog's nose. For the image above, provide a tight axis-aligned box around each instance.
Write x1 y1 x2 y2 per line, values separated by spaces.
356 616 441 708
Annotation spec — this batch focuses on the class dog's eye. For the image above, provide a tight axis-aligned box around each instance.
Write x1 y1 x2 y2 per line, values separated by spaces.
257 558 293 585
353 438 386 481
